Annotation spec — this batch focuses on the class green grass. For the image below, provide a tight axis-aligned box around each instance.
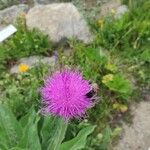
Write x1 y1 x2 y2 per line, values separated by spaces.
0 0 149 149
0 65 49 118
0 17 52 72
0 0 18 10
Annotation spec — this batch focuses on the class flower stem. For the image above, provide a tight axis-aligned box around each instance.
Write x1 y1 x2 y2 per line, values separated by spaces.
47 117 68 150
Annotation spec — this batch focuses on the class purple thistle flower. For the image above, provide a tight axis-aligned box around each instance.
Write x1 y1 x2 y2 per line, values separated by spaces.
40 69 93 120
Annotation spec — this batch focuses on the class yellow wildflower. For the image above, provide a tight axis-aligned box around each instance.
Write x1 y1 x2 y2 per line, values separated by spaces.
111 9 116 15
102 74 114 84
18 64 29 73
97 19 104 28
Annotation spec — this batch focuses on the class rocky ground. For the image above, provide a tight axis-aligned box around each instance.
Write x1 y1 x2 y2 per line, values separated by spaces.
0 0 149 150
114 100 150 150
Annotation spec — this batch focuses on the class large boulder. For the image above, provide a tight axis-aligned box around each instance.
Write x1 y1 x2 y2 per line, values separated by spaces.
0 4 28 25
26 3 92 44
33 0 60 5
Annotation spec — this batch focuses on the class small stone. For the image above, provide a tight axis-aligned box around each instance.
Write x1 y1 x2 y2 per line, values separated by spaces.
99 0 128 19
26 3 93 44
10 56 56 74
115 5 128 19
100 0 121 17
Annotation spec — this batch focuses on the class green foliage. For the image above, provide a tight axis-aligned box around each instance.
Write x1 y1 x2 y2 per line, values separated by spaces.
46 117 68 150
140 49 150 62
0 105 41 150
97 126 122 150
0 0 149 149
0 65 49 118
0 47 7 70
62 41 107 82
0 26 51 60
93 0 150 52
60 125 96 150
0 104 22 148
103 74 132 99
0 104 95 150
90 0 149 91
0 0 18 10
0 17 52 72
17 108 41 150
40 116 56 149
84 126 122 150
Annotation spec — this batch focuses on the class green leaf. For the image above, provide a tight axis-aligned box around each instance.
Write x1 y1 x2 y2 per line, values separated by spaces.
60 125 96 150
104 74 132 99
0 104 22 148
0 141 8 150
99 126 112 150
111 127 122 138
10 147 27 150
140 49 150 62
19 109 31 128
40 115 55 149
17 108 41 150
46 117 68 150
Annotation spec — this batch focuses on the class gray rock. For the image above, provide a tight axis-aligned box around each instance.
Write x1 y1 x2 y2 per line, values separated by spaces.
100 0 121 17
10 56 56 74
33 0 60 5
0 4 28 25
26 3 92 44
33 0 72 5
99 1 128 19
114 101 150 150
115 5 128 19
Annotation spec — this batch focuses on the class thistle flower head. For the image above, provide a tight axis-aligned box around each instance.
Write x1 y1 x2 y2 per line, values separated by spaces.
40 70 93 120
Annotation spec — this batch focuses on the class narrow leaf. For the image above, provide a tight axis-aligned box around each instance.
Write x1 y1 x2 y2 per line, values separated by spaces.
60 125 96 150
19 111 30 128
17 108 41 150
46 117 68 150
0 104 22 148
10 147 27 150
0 141 8 150
40 115 56 149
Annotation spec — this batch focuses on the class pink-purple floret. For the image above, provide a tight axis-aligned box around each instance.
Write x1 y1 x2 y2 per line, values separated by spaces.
40 70 93 120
